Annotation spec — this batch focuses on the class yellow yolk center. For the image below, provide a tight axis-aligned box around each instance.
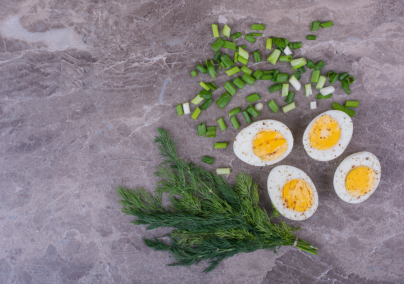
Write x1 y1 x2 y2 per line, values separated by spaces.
282 179 314 212
309 115 341 150
252 130 288 161
345 166 377 197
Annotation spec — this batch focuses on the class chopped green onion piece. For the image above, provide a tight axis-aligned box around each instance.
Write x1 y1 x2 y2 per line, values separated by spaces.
292 70 301 80
218 59 222 71
183 102 190 114
245 34 256 43
253 50 261 62
332 102 345 111
246 105 260 118
279 55 292 62
306 35 316 40
269 83 283 93
239 45 247 49
267 49 281 65
311 21 321 31
212 38 224 52
290 58 307 70
202 156 214 164
305 84 312 96
286 91 295 103
197 123 206 136
289 42 302 49
314 60 325 70
222 24 231 38
225 66 241 76
217 168 230 175
317 93 332 99
339 72 349 81
307 60 315 69
214 142 228 149
224 81 237 96
261 71 274 80
241 65 252 75
311 70 320 83
176 104 183 116
330 73 339 84
212 24 219 37
234 51 238 63
199 90 212 99
242 73 256 85
217 117 227 131
200 81 210 91
232 32 242 39
282 102 296 113
274 73 288 83
347 76 355 84
233 77 245 89
341 80 351 95
345 100 359 108
229 107 241 116
237 55 248 65
216 93 232 109
242 110 252 123
327 71 336 78
289 76 301 90
238 47 249 60
206 82 218 90
298 66 306 73
310 101 317 109
333 102 356 117
230 115 240 129
344 107 356 117
251 24 265 30
220 54 234 68
192 107 201 120
206 126 217 137
213 51 222 62
271 70 279 82
246 93 261 103
268 100 279 113
196 64 207 74
320 86 335 96
316 76 327 89
206 60 217 79
253 69 262 80
251 33 262 36
223 41 237 50
191 70 197 77
273 37 287 48
200 99 213 110
281 84 289 97
191 94 205 105
320 21 333 28
266 38 272 49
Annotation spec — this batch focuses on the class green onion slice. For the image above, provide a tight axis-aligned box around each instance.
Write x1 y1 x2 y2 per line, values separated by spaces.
212 24 219 37
268 100 279 113
217 117 227 131
246 93 261 103
202 156 214 164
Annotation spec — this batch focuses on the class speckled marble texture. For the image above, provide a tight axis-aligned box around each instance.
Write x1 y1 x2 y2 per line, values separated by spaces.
1 0 403 283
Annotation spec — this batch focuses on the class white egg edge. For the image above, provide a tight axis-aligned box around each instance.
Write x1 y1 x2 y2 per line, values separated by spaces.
267 165 319 221
233 120 294 167
333 152 381 203
303 110 353 161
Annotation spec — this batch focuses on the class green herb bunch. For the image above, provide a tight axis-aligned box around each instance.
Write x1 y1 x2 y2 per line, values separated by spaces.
117 128 317 273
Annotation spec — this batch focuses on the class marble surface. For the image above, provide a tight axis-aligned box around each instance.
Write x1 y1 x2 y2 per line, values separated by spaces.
1 0 404 283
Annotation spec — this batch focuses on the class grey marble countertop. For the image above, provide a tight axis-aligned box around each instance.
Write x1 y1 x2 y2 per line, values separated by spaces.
1 0 403 283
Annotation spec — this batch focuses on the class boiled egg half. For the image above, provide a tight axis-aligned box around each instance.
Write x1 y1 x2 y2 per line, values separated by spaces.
334 152 381 203
268 165 319 221
233 120 293 166
303 110 353 161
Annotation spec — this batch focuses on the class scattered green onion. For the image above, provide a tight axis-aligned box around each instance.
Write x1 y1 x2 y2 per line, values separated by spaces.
212 24 219 38
238 47 249 60
206 59 216 79
279 55 292 62
191 94 205 105
216 93 232 109
269 83 283 93
197 123 206 136
246 93 261 103
328 71 336 78
299 66 306 73
317 93 333 99
226 66 241 76
207 82 218 90
216 168 230 175
333 102 356 117
273 37 287 48
268 100 279 113
212 38 224 52
311 70 320 83
217 117 227 131
191 70 197 77
199 90 212 99
238 55 248 65
221 54 235 67
305 84 312 96
251 24 265 30
347 75 355 84
229 107 241 116
213 51 222 62
261 71 274 80
290 58 307 70
271 70 279 82
314 60 325 70
223 41 237 50
200 99 213 110
307 35 316 40
251 33 262 36
234 52 238 63
282 84 289 97
183 102 190 114
200 81 210 91
292 70 301 80
192 107 201 120
206 126 217 137
266 38 272 49
230 115 240 129
253 50 261 62
330 73 339 84
196 64 207 74
286 91 295 103
222 24 231 38
202 156 214 164
241 65 252 75
289 76 301 90
341 80 351 95
218 59 222 71
233 77 245 89
239 45 247 49
316 76 326 89
320 21 333 28
253 69 263 80
311 21 321 31
232 32 242 39
307 60 315 69
267 49 281 65
224 81 237 96
214 142 228 149
282 102 296 113
242 73 256 85
339 72 349 81
176 104 183 116
320 86 335 96
332 102 345 111
246 105 260 118
245 34 256 43
310 101 317 109
289 42 302 49
284 46 292 55
242 110 252 123
274 73 288 83
345 100 359 108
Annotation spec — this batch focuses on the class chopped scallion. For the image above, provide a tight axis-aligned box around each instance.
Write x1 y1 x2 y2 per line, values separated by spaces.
317 93 332 99
307 60 315 69
234 52 238 63
216 93 232 109
345 100 359 108
251 24 265 30
246 105 260 118
286 91 295 103
206 126 217 137
338 72 349 81
241 65 252 75
274 73 288 82
217 168 230 175
212 38 224 52
233 77 245 89
224 81 237 96
217 117 227 131
289 42 302 49
200 81 210 91
231 32 242 40
311 21 321 31
298 66 306 73
273 37 287 48
199 90 212 99
213 51 222 62
242 110 252 123
316 76 327 89
290 58 307 70
284 46 292 55
230 115 240 129
251 33 262 36
221 54 235 68
292 70 301 80
320 86 335 96
305 84 312 96
320 21 333 28
271 70 279 82
268 100 279 113
245 34 256 43
253 69 263 80
279 55 292 62
183 102 190 114
310 101 317 109
197 123 206 136
282 84 289 97
246 93 261 103
289 76 301 90
225 66 241 76
192 107 201 120
214 142 228 149
229 107 241 116
330 73 339 84
282 102 296 113
306 35 316 40
212 24 219 37
176 104 183 116
333 102 356 117
222 24 231 38
206 59 216 79
242 73 256 85
266 38 272 49
191 94 205 105
328 71 336 78
223 41 237 50
311 70 320 83
261 71 274 80
267 49 281 65
191 70 197 77
196 64 207 74
269 83 283 93
200 99 213 110
347 75 355 84
239 45 247 49
238 55 248 65
314 60 325 70
207 82 218 90
202 156 214 164
341 80 351 95
253 50 261 62
238 47 249 60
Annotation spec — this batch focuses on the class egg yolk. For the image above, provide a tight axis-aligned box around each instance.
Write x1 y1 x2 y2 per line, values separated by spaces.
309 115 341 150
345 166 378 197
252 130 288 161
282 179 314 212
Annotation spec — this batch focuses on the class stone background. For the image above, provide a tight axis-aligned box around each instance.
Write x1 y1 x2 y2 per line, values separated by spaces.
0 0 403 283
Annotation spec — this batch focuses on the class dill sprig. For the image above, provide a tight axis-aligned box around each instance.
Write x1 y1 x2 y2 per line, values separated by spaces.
117 128 318 273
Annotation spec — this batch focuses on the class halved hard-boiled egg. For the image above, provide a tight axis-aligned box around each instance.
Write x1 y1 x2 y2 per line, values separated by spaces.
334 152 381 203
268 165 319 220
303 110 353 161
233 120 293 166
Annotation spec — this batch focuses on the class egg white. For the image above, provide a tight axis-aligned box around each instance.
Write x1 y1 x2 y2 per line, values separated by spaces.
333 151 381 203
233 120 294 166
267 165 319 221
303 110 353 161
